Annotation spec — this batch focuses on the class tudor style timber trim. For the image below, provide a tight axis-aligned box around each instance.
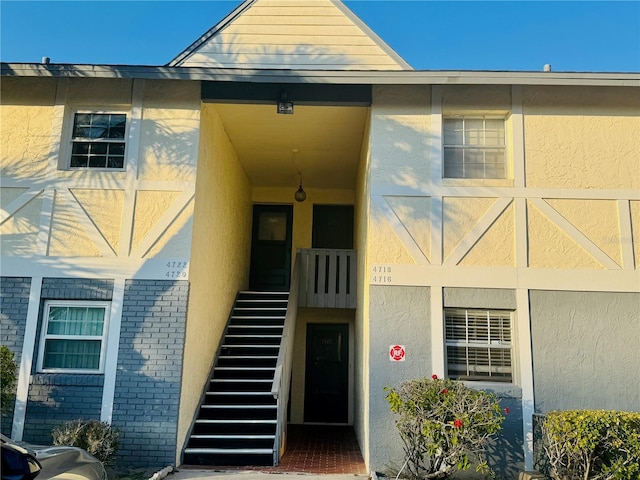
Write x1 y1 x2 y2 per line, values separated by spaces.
516 289 535 470
101 279 125 424
0 78 196 280
12 277 43 440
118 79 144 257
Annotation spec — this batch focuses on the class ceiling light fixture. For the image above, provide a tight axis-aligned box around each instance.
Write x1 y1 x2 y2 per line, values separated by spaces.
295 172 306 202
292 148 306 202
277 89 294 114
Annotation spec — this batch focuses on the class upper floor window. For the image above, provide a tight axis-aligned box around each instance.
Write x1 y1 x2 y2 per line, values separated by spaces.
70 112 126 169
443 116 506 179
445 308 513 383
38 301 110 373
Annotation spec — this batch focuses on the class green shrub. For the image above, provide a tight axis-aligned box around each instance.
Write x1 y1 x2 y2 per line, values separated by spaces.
1 345 17 415
385 375 505 479
52 419 120 464
542 410 640 480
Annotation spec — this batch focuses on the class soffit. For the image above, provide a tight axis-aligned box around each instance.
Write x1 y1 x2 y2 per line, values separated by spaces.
212 103 367 189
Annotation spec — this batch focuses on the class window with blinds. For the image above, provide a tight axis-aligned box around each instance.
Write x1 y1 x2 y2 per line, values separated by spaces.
443 116 506 179
445 308 513 382
38 302 110 373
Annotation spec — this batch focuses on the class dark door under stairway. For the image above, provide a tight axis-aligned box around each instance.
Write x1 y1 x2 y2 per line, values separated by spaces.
249 205 293 291
182 291 288 466
304 323 349 423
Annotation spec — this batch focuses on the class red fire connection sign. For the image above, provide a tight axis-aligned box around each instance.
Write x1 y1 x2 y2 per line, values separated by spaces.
389 344 406 362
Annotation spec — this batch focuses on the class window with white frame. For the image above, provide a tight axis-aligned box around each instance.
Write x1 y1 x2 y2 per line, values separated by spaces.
69 112 127 169
38 302 110 373
443 116 506 179
445 308 513 382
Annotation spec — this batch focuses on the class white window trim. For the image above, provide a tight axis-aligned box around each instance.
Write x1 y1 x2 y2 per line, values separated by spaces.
37 300 111 374
59 108 131 171
442 115 508 180
444 308 514 383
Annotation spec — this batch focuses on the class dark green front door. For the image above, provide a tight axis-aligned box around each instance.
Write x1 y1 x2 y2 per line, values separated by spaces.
249 204 293 291
304 323 349 423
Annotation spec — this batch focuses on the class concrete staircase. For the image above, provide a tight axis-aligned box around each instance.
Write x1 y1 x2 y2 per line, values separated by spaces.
182 291 288 466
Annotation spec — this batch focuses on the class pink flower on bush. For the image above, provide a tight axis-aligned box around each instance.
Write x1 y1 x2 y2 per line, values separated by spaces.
454 419 463 428
441 388 448 394
432 374 438 380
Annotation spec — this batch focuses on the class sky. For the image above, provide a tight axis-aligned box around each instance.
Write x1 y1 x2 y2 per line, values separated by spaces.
1 0 639 72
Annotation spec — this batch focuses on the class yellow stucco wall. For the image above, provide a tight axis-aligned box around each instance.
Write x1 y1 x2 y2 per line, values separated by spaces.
369 85 430 188
70 189 124 254
1 78 200 259
177 104 253 453
138 108 200 181
354 111 371 466
631 201 640 269
289 308 356 424
442 84 512 112
132 191 182 252
524 86 640 190
0 189 42 255
1 104 55 180
66 78 133 106
0 77 57 181
546 199 622 267
458 202 515 267
139 81 200 181
366 84 639 272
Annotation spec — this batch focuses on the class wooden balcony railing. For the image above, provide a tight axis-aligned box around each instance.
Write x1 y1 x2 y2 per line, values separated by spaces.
298 248 357 309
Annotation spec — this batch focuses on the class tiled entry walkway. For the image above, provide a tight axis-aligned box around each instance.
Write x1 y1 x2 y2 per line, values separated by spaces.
273 425 367 474
186 425 367 475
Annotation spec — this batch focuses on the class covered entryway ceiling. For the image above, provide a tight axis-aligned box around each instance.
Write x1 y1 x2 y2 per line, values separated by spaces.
212 103 368 190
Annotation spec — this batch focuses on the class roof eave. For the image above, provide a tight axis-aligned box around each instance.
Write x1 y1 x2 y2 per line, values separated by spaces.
2 63 639 87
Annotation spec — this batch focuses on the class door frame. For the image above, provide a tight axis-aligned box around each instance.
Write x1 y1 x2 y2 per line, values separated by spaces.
249 204 293 291
301 321 354 425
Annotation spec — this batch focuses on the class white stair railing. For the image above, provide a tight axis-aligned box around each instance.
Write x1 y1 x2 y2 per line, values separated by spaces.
298 249 357 309
271 254 300 465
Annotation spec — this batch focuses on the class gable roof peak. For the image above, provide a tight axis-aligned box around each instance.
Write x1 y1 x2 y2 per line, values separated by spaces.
169 0 412 70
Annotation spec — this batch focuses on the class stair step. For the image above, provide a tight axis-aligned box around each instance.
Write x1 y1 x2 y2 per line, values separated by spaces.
209 379 273 392
218 355 277 360
212 368 275 379
239 291 288 295
196 419 277 424
225 335 281 339
206 391 273 396
236 302 288 308
184 448 272 455
192 414 276 431
223 335 282 346
233 308 286 312
221 344 279 349
229 325 282 335
201 404 276 409
214 367 276 374
237 298 287 302
190 434 275 440
231 315 285 320
211 378 272 383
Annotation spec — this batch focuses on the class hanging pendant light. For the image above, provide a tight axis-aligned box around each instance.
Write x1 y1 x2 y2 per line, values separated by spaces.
295 172 306 202
292 148 306 202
